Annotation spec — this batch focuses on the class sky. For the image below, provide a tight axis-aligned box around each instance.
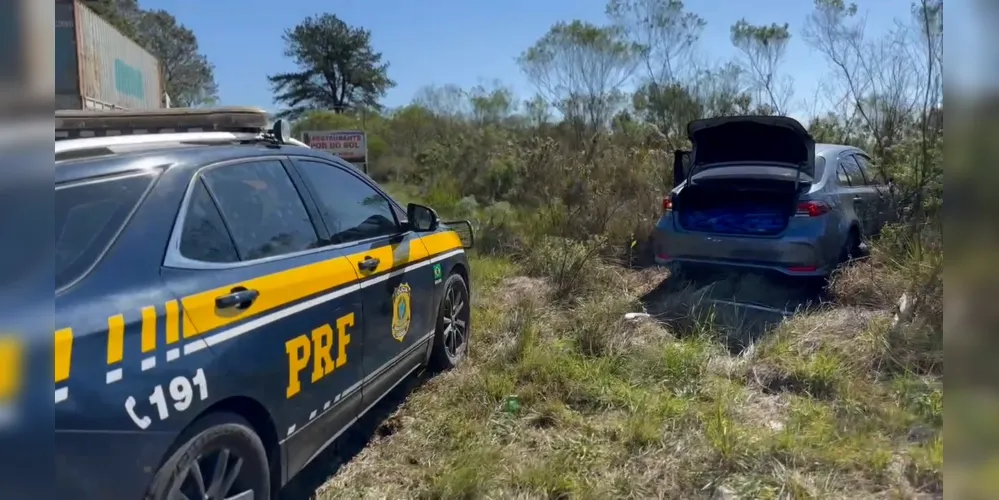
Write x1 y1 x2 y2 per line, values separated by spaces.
142 0 956 121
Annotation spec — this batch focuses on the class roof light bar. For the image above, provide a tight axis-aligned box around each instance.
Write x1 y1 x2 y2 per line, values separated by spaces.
55 106 271 140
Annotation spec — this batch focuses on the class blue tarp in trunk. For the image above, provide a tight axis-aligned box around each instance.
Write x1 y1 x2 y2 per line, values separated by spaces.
679 205 787 235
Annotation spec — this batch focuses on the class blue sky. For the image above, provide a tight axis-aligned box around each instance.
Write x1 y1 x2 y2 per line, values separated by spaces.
143 0 939 120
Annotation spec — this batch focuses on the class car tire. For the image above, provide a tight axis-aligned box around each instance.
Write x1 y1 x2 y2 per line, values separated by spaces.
145 412 270 500
665 261 686 280
429 272 470 371
839 229 862 265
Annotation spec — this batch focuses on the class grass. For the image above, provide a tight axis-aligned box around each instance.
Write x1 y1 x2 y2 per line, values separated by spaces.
348 181 944 498
313 249 943 499
334 62 946 497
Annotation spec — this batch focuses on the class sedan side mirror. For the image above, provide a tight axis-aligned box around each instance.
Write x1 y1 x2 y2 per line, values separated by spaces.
407 203 439 232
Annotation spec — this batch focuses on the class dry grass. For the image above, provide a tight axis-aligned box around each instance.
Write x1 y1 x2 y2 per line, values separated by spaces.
311 254 942 500
828 260 909 310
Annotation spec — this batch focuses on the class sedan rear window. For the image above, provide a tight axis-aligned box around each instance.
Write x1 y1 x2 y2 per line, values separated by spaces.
56 172 155 290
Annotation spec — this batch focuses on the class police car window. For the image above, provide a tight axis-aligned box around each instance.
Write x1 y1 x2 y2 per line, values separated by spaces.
202 160 319 261
392 203 406 223
295 160 399 244
56 172 155 290
179 180 239 263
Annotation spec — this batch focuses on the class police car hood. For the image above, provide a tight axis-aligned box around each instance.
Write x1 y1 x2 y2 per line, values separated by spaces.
686 115 815 180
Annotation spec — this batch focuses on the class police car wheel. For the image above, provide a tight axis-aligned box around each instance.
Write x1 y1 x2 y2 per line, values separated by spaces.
430 273 470 370
146 412 270 500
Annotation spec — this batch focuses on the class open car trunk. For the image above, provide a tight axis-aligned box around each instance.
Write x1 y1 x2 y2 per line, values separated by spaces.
674 176 808 236
672 116 815 236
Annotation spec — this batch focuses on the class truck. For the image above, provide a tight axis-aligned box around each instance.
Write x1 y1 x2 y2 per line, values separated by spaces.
56 0 164 111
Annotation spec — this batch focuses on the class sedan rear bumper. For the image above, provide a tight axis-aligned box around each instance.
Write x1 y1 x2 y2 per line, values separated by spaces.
653 217 837 276
654 255 830 276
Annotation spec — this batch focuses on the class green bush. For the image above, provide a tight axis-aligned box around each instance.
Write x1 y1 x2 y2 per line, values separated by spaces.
521 235 607 302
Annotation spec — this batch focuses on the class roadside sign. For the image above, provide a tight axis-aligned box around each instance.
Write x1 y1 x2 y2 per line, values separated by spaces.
301 129 368 172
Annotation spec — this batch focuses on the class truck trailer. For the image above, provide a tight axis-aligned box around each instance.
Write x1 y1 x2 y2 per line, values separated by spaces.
55 0 164 111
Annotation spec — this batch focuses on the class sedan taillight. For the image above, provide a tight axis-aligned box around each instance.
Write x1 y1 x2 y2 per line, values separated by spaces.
795 200 830 217
663 195 673 212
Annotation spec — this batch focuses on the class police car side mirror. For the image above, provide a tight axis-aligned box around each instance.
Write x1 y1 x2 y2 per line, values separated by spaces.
407 203 439 232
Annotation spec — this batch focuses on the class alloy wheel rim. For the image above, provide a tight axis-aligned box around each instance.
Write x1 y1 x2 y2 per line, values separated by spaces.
442 282 468 359
168 447 253 500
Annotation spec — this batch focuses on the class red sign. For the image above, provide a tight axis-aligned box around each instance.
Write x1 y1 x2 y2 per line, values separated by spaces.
302 130 367 163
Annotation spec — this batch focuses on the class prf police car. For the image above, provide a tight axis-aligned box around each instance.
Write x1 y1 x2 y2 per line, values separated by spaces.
54 108 474 500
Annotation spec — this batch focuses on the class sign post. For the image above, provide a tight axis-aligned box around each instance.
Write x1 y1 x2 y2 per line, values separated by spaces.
300 130 368 173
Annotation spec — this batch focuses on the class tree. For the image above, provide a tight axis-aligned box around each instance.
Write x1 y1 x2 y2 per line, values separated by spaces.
269 14 395 120
804 0 943 242
606 0 704 88
518 20 639 137
730 19 793 115
631 82 701 145
606 0 705 145
413 84 469 119
81 0 141 39
693 62 754 117
135 10 218 107
807 111 863 145
467 81 517 126
291 109 361 137
524 95 552 128
804 0 909 153
803 0 941 159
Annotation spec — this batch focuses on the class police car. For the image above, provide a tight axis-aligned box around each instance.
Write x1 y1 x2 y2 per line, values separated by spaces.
54 107 474 500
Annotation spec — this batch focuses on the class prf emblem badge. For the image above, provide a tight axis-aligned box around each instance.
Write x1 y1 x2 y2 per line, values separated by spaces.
391 283 412 342
433 263 443 284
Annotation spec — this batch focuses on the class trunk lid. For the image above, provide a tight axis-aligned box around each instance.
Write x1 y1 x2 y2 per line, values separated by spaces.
685 116 815 182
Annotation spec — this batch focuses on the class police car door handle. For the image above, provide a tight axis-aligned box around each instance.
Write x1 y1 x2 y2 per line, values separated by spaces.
358 256 380 272
215 288 259 310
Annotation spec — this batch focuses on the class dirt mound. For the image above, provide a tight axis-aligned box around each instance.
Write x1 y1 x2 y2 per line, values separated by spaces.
640 268 826 350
